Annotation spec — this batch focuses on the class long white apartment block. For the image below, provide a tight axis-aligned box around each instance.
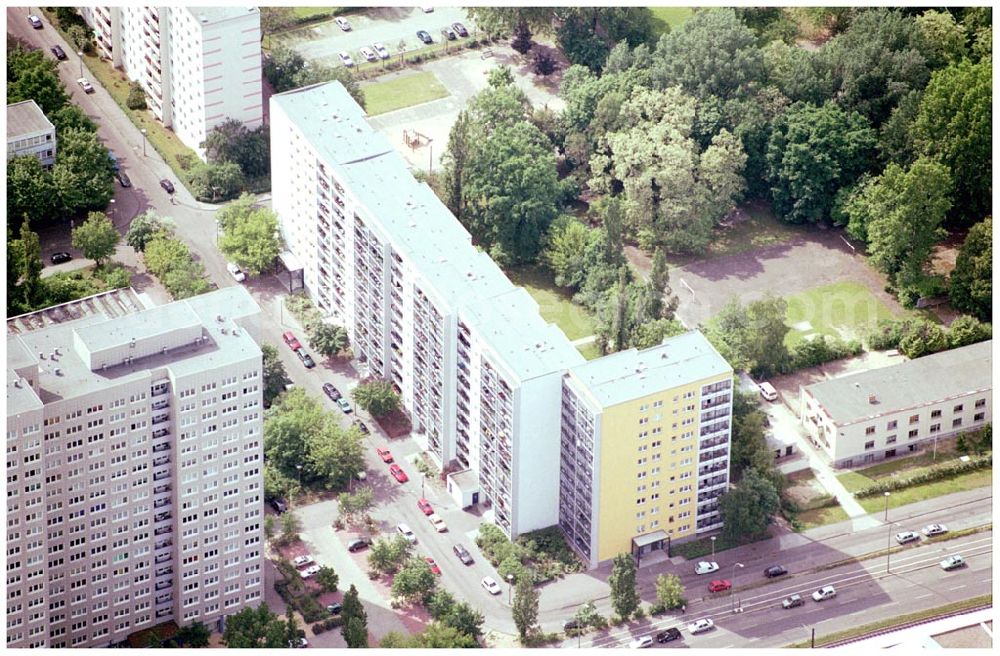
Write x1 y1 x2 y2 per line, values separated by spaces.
270 81 586 538
79 6 262 158
5 287 265 648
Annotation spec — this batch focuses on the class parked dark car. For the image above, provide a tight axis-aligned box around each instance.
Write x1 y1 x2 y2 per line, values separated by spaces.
51 45 66 60
453 543 474 565
50 252 72 265
452 22 468 37
295 348 315 369
322 382 341 401
441 27 456 40
326 602 342 615
347 537 372 552
416 30 433 44
28 15 43 29
159 179 175 194
764 565 788 578
656 628 682 643
116 170 131 187
352 420 370 435
562 619 580 632
268 498 287 514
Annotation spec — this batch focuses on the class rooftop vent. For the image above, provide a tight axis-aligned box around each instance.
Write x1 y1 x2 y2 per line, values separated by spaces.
161 346 167 355
14 379 21 389
221 327 229 335
54 347 61 356
233 329 240 337
868 394 878 404
39 352 46 360
54 368 63 377
130 337 136 348
216 314 224 323
49 351 56 360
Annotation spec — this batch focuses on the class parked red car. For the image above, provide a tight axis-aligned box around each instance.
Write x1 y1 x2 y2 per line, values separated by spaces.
425 556 441 575
376 447 393 463
708 579 732 593
417 498 433 515
282 330 301 351
389 464 408 483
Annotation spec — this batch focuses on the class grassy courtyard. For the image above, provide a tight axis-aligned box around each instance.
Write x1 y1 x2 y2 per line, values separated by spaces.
507 265 596 342
650 7 694 36
784 280 899 348
291 6 337 19
362 71 450 116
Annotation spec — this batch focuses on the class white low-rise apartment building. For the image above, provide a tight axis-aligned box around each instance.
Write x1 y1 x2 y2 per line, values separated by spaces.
270 81 587 538
79 6 262 158
5 287 265 648
800 340 992 468
7 99 57 167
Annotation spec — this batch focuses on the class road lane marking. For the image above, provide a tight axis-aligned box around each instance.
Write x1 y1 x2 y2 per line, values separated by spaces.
914 594 933 600
950 585 967 590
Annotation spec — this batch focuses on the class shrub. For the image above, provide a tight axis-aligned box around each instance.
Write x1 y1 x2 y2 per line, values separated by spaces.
311 616 344 634
789 335 863 370
126 82 147 110
853 454 992 497
533 49 557 75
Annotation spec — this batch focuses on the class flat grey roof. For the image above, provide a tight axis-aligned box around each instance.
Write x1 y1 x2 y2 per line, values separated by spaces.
804 340 992 425
569 331 733 408
271 81 584 382
7 288 261 411
185 6 259 25
7 100 54 139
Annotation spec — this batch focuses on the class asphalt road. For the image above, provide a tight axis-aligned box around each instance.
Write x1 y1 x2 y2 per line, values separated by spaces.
578 531 993 649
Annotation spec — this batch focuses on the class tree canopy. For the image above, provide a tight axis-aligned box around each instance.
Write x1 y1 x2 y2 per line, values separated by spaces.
71 211 120 267
217 193 283 275
608 553 639 620
949 217 992 321
720 467 781 541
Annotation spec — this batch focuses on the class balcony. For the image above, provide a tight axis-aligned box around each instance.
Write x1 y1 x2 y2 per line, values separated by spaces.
699 447 729 464
155 539 172 550
151 399 169 411
154 512 172 523
153 456 170 467
154 525 172 536
152 443 170 453
152 414 170 426
152 428 170 439
150 383 169 397
698 476 728 492
154 552 172 564
155 594 172 606
153 471 170 481
153 498 171 509
155 567 173 577
155 580 173 591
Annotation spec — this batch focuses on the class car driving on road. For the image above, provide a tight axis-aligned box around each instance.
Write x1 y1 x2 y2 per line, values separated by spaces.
50 252 72 265
764 565 788 578
481 576 501 595
656 628 682 643
159 179 175 194
940 554 965 571
77 78 94 93
812 585 836 602
454 543 474 565
396 523 416 543
51 45 66 60
923 524 948 537
389 463 408 483
417 498 433 515
336 398 353 413
29 15 43 28
628 636 653 648
295 347 315 369
782 594 804 609
687 618 714 634
376 447 393 463
895 531 920 544
428 513 448 532
708 579 731 593
323 383 341 401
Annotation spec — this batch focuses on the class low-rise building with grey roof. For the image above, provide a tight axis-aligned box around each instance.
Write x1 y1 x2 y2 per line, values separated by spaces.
7 99 56 167
5 287 265 648
800 340 992 468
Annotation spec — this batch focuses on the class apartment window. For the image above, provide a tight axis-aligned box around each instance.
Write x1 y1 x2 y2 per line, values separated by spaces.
974 412 985 422
930 409 941 418
909 414 919 425
952 418 962 428
929 424 940 434
975 398 985 408
908 429 918 439
865 426 876 435
886 435 897 444
953 404 964 413
864 441 875 451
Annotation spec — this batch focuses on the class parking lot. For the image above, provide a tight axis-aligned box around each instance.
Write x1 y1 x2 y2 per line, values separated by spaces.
275 6 474 68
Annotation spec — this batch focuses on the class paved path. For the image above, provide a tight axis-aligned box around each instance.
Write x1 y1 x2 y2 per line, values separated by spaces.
571 334 597 346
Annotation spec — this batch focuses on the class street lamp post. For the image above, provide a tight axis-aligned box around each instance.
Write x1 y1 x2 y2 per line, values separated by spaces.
108 199 116 227
296 464 303 488
506 574 514 605
78 51 84 78
885 522 898 574
710 536 716 561
731 563 744 612
140 129 147 157
883 491 890 521
215 219 220 243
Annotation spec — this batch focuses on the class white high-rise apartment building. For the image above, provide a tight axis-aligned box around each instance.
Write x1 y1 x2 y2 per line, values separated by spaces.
79 6 263 158
5 287 265 648
271 82 586 538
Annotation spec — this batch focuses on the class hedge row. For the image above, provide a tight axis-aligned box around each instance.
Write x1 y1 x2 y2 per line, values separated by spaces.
854 454 992 498
274 560 330 624
311 616 344 635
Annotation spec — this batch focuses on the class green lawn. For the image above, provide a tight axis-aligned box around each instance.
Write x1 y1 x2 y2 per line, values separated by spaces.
577 342 602 361
507 265 596 341
362 71 450 116
784 281 899 348
856 468 993 514
650 7 694 36
291 6 336 19
796 504 850 530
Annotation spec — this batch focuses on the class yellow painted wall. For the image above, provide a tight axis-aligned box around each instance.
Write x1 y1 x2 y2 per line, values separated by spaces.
594 373 731 563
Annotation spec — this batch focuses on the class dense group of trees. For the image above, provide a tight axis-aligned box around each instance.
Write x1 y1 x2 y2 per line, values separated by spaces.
264 387 366 496
449 7 991 318
216 193 284 276
264 44 365 108
124 212 213 300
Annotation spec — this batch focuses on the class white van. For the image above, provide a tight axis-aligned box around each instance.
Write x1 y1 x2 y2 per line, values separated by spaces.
759 382 778 402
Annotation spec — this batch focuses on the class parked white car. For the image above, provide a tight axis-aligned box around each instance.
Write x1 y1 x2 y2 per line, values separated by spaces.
687 618 715 634
694 561 719 575
940 555 965 571
922 524 948 537
628 636 653 648
481 576 501 595
335 16 351 31
359 46 377 62
812 585 836 602
895 531 920 544
226 262 246 282
396 523 416 543
299 564 321 578
373 43 390 59
428 513 448 533
338 51 354 67
292 555 314 567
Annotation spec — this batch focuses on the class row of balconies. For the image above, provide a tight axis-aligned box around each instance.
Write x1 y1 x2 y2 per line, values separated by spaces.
154 552 172 564
700 436 728 450
153 456 170 467
699 447 729 464
698 489 724 504
698 476 728 491
152 428 169 439
152 442 170 453
700 420 731 437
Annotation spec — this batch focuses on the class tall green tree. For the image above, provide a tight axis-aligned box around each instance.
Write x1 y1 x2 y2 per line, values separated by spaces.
648 248 679 320
307 322 350 359
766 101 876 225
655 573 685 610
842 157 952 289
720 468 780 541
915 10 968 68
201 118 270 179
7 220 44 315
824 8 930 127
949 217 992 322
188 161 246 202
464 7 554 38
7 48 70 115
607 553 639 620
51 127 116 214
71 211 120 267
7 156 59 229
221 604 289 648
574 600 605 631
351 379 400 418
730 390 774 482
512 575 539 641
217 193 283 275
315 566 339 593
341 585 368 648
391 557 437 605
125 211 173 253
706 295 791 378
910 59 991 225
650 8 765 102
